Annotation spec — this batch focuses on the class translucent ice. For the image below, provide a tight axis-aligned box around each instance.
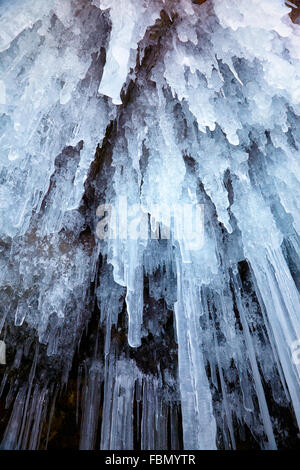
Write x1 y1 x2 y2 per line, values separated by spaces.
0 0 300 451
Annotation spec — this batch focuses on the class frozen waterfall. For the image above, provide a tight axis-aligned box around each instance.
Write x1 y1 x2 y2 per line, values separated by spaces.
0 0 300 450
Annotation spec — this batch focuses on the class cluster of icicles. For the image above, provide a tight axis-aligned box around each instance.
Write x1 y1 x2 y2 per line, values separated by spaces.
0 0 300 450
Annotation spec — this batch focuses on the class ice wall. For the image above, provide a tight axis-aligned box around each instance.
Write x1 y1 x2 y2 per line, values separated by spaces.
0 0 300 450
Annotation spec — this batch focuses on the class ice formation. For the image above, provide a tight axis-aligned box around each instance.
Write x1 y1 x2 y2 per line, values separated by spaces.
0 0 300 450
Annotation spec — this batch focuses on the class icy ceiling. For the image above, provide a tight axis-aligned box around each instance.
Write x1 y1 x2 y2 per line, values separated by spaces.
0 0 300 450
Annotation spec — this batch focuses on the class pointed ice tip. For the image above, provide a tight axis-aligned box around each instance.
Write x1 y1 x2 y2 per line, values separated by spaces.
128 337 141 348
97 84 122 105
112 97 122 106
128 321 142 348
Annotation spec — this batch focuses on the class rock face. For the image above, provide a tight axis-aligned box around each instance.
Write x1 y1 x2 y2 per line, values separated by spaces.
0 0 300 450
